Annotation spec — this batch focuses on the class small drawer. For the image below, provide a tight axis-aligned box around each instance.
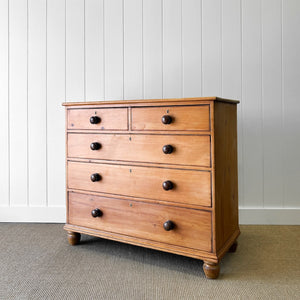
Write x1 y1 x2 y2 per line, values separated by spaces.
131 105 210 131
67 133 211 167
67 108 128 130
68 192 212 252
67 161 211 207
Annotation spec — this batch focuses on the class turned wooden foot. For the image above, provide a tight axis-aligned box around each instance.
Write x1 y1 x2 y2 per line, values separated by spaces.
67 231 81 245
228 241 238 253
203 261 220 279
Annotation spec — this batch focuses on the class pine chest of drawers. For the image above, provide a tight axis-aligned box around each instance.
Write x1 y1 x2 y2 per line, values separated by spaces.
62 97 240 279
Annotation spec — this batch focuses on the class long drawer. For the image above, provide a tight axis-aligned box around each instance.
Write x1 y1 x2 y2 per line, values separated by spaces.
68 192 212 252
131 105 210 131
68 161 211 207
68 133 211 167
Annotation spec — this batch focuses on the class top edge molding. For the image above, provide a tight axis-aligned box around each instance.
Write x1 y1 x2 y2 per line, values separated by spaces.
62 97 240 106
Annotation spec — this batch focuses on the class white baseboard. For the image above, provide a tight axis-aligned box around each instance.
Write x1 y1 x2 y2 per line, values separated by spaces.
0 206 66 223
239 208 300 225
0 207 299 225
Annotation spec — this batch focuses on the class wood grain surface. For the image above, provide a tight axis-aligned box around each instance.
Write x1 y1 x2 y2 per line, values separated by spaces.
131 105 210 131
64 98 240 278
67 161 212 207
67 108 128 130
68 192 212 251
67 133 211 167
213 102 240 252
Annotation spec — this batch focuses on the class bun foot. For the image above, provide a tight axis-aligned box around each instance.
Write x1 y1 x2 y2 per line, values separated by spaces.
228 241 238 253
203 261 220 279
67 231 81 245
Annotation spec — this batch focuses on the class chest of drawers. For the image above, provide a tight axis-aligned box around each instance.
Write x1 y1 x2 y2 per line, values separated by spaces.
62 97 240 279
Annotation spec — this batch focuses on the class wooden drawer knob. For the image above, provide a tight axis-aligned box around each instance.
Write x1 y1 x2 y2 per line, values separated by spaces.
162 180 174 191
161 115 172 124
91 208 103 218
162 144 173 154
90 116 101 124
90 173 101 182
90 142 101 150
163 220 175 231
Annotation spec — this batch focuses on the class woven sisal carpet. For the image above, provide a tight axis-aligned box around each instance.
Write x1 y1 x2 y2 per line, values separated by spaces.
0 224 299 299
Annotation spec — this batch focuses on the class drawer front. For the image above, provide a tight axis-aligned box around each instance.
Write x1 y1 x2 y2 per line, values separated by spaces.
131 105 210 131
68 133 211 167
67 108 128 130
69 192 212 252
68 161 211 207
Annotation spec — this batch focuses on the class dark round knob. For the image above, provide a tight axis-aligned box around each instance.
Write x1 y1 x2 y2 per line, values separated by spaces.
162 180 174 191
90 173 101 182
162 144 173 154
90 142 101 150
90 116 101 124
91 208 102 218
161 115 172 124
163 220 175 231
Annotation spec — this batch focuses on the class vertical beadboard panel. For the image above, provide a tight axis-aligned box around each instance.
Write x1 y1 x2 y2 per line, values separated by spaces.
163 0 182 98
262 0 283 208
182 0 202 97
282 0 300 207
222 0 241 100
9 0 28 206
124 0 143 100
0 0 9 206
202 0 222 96
104 0 123 100
222 0 243 205
242 0 263 207
143 0 162 99
47 0 66 207
66 0 85 101
27 0 47 206
1 0 300 222
85 0 104 101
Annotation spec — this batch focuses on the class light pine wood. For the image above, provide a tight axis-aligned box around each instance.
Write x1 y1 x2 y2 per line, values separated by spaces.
213 102 240 252
68 192 212 251
67 161 212 207
64 223 219 262
63 97 240 279
131 105 210 131
68 188 213 211
67 108 128 130
67 133 211 167
62 97 240 106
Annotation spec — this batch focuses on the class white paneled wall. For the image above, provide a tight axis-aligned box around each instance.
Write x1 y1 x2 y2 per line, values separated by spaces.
0 0 299 224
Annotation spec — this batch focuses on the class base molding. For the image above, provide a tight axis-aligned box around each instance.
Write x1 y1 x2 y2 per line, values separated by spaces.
0 206 66 222
64 223 219 262
0 207 299 225
239 208 300 225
